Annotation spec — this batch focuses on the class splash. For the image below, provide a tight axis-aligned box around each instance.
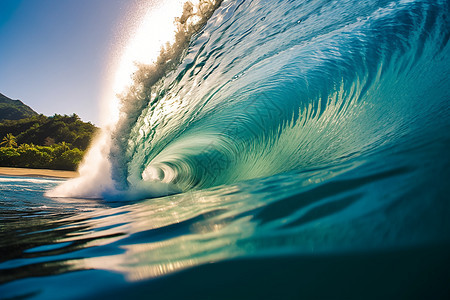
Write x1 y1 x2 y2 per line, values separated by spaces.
47 0 223 199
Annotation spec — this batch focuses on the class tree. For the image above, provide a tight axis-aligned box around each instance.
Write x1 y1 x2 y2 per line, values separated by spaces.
18 143 31 150
52 148 84 170
59 141 70 152
0 147 20 166
18 147 52 168
0 133 17 148
0 114 97 150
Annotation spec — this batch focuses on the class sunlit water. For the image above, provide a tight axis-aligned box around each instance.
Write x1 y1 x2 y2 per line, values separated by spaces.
1 0 450 299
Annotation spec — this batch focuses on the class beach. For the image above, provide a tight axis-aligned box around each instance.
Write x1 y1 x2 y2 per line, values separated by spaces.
0 167 78 179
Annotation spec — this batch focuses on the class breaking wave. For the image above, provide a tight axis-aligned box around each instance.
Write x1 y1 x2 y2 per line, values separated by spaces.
49 0 449 201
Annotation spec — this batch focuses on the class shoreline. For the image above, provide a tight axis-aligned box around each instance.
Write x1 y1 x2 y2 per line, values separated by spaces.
0 167 78 179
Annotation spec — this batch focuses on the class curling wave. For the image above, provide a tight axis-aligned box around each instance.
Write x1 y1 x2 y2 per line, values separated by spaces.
50 0 449 200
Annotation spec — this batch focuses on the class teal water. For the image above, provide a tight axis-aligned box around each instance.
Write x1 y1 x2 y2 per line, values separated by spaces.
1 0 450 299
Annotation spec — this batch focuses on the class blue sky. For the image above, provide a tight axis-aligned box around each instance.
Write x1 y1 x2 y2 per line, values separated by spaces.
0 0 141 124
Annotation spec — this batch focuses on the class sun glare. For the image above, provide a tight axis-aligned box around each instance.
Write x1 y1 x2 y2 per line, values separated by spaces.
114 1 185 96
99 0 185 126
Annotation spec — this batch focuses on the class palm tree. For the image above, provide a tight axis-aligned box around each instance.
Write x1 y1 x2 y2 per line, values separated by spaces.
18 143 31 150
59 141 70 152
0 133 17 148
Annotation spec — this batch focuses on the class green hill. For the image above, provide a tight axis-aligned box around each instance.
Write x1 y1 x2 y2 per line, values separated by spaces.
0 93 98 170
0 114 98 171
0 114 98 150
0 93 38 121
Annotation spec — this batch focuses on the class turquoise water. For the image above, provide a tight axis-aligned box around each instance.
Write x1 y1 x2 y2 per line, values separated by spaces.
1 0 450 298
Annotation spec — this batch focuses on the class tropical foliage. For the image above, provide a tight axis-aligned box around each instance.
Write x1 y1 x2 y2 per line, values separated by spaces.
0 133 17 148
0 142 85 170
0 114 98 171
0 93 38 121
0 114 97 150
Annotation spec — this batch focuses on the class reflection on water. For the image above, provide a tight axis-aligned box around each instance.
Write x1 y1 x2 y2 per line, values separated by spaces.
1 139 450 299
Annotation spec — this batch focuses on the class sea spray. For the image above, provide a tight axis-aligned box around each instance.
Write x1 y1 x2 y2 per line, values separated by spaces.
47 0 223 199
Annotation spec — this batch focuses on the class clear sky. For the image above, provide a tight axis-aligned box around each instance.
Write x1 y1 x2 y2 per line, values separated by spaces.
0 0 143 125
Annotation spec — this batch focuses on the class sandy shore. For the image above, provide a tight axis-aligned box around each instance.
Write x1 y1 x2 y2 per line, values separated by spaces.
0 167 78 179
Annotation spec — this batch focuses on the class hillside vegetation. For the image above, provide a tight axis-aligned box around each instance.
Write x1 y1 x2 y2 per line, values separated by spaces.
0 114 98 171
0 93 38 121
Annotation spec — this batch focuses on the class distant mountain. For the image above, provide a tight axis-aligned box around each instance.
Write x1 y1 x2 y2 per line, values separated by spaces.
0 93 38 121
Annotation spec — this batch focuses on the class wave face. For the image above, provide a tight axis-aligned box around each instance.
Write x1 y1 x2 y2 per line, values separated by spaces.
92 0 448 200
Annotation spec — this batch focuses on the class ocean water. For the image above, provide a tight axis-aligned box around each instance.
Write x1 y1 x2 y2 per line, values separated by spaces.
1 0 450 299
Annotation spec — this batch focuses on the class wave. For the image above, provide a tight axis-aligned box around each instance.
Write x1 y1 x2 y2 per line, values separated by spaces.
49 0 450 200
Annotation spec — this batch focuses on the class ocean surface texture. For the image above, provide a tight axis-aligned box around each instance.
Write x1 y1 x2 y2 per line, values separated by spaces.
1 0 449 299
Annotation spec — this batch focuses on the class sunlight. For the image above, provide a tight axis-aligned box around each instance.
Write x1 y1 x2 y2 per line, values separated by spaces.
114 1 184 99
99 0 185 126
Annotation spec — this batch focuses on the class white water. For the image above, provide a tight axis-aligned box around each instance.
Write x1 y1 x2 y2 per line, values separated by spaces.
47 0 221 199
